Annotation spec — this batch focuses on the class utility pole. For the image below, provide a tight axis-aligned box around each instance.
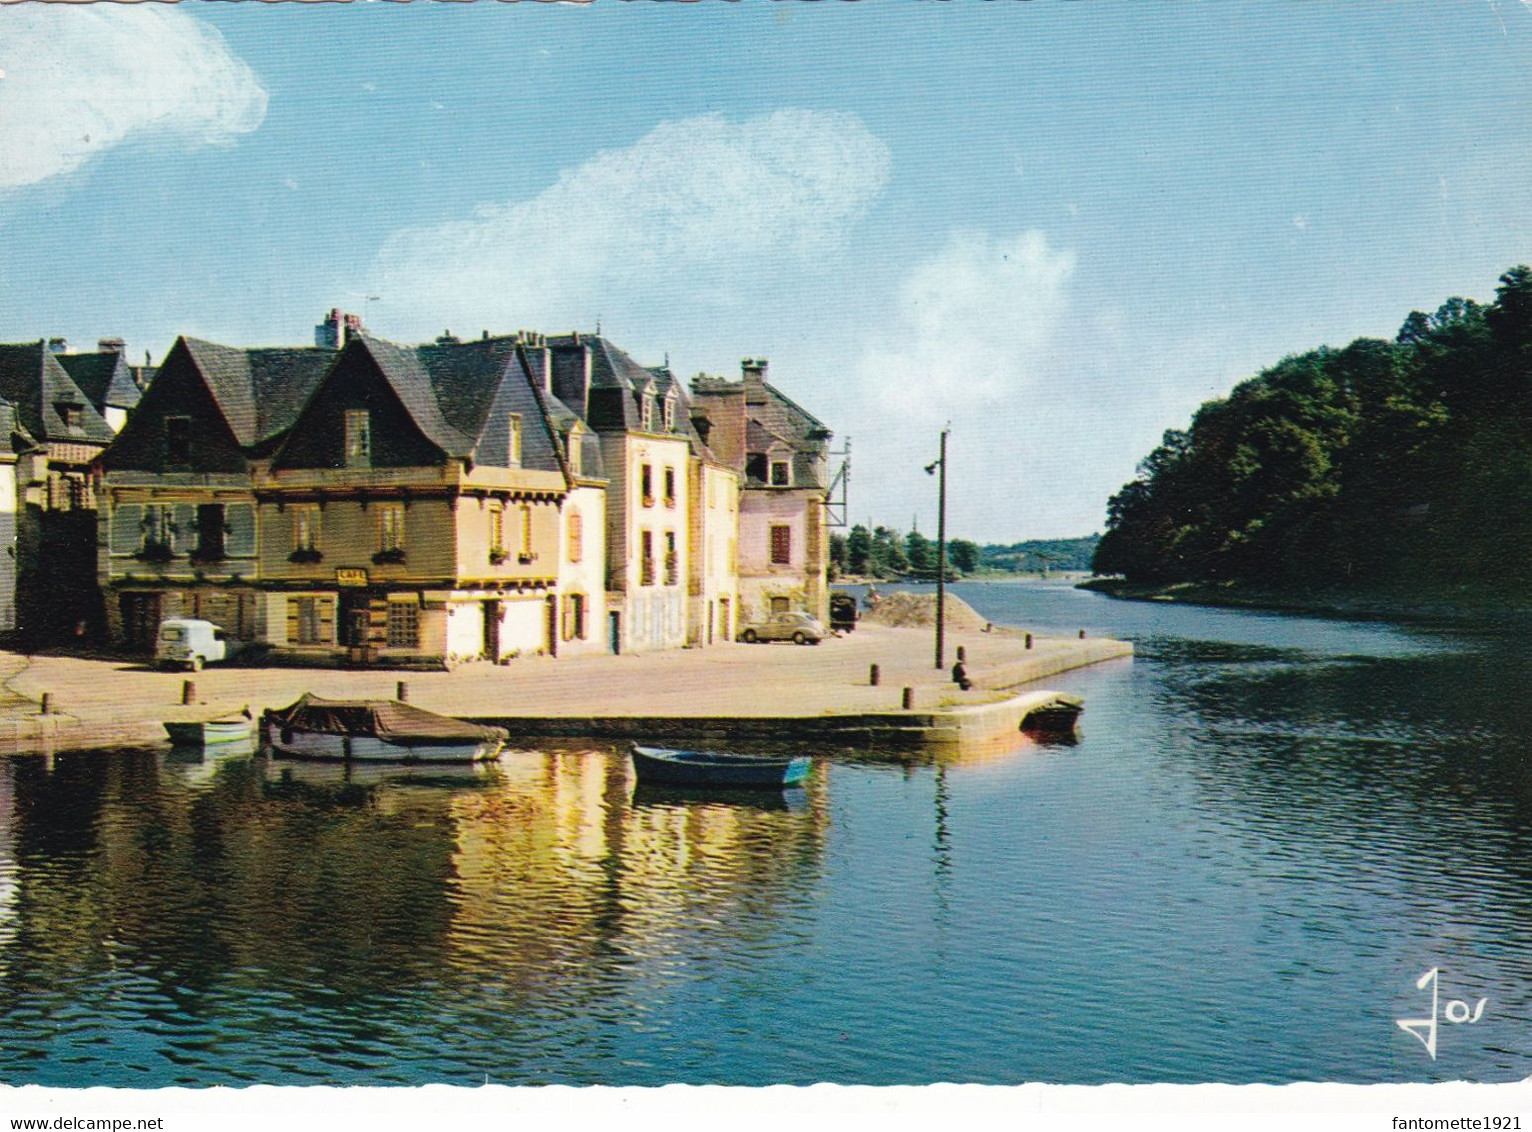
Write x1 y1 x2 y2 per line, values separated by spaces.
926 424 950 670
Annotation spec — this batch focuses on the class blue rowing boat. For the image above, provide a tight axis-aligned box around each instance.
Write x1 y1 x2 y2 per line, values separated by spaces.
630 744 811 789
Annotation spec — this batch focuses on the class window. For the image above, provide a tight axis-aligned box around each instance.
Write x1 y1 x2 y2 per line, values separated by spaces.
663 467 676 507
141 504 176 554
565 428 581 475
771 460 790 487
520 504 533 558
771 596 791 615
288 596 334 646
640 463 654 507
345 410 371 467
195 503 225 560
292 505 321 553
664 530 678 585
387 601 419 648
166 416 191 464
56 402 82 431
378 504 404 552
489 503 505 558
663 395 675 431
770 524 792 565
567 511 583 563
746 454 768 483
640 530 655 586
509 414 522 466
641 395 654 432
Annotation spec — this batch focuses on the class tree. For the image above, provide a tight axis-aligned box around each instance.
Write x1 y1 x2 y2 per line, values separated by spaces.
905 530 934 578
949 538 980 574
829 532 848 579
847 524 872 575
869 526 909 577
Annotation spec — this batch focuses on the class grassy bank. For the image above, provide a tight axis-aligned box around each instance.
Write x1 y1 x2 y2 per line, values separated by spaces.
1077 576 1532 624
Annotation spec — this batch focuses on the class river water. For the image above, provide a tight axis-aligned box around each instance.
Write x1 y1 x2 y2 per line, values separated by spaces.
0 582 1528 1087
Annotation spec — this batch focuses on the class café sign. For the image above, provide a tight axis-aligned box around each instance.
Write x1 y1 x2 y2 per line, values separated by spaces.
335 568 369 587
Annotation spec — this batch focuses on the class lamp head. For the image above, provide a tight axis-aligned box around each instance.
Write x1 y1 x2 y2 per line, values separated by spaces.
924 461 939 475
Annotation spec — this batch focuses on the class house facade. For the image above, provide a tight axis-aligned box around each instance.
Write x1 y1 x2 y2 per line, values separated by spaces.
98 337 338 651
690 359 832 627
0 341 121 641
99 327 607 667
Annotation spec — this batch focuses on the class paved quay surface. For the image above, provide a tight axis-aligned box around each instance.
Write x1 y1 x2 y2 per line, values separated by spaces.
0 623 1132 754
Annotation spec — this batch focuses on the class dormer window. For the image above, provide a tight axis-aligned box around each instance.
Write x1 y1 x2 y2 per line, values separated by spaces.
641 394 654 432
345 410 371 468
509 414 522 466
57 402 83 431
771 460 791 487
565 426 582 476
663 394 676 432
165 416 191 464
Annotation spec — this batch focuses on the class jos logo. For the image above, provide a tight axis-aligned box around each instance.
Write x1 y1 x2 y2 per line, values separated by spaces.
1397 968 1488 1060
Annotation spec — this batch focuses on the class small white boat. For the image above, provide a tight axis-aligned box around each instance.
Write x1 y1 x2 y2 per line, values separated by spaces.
164 708 255 746
262 694 506 764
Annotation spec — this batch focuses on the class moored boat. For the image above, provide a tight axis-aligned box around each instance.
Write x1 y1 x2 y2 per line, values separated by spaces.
164 708 255 746
630 744 810 789
1020 693 1086 734
262 694 506 764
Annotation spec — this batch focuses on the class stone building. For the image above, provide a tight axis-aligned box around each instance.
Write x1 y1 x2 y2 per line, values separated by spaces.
690 359 833 627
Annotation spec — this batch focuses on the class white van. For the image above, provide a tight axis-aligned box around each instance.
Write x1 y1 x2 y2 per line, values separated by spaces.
155 619 231 672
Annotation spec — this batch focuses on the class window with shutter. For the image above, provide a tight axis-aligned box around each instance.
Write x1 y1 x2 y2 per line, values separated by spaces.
770 525 791 565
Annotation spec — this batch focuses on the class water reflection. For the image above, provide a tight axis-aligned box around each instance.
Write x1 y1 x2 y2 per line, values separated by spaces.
0 746 830 1085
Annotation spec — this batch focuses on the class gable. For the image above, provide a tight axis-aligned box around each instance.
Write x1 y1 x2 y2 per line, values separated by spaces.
99 340 248 474
272 347 445 471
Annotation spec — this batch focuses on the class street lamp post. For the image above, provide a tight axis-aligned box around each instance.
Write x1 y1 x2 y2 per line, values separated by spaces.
925 425 950 670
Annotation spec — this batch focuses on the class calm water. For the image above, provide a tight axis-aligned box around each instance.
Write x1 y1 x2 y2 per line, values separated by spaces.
2 583 1530 1087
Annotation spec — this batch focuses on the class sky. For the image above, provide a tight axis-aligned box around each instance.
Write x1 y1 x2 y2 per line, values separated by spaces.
3 2 1532 543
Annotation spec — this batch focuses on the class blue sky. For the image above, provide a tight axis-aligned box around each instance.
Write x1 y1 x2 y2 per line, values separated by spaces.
3 2 1532 542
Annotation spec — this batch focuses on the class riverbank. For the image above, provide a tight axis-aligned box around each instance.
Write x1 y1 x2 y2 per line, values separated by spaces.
0 622 1132 756
1078 576 1532 623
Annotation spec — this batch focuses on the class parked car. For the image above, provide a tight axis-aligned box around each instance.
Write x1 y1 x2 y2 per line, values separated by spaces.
155 619 233 672
829 591 858 633
738 611 827 645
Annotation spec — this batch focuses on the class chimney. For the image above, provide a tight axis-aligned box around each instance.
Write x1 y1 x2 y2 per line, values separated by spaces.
517 330 552 395
97 338 126 355
741 357 768 381
47 337 68 355
436 330 460 346
343 312 364 343
314 309 345 349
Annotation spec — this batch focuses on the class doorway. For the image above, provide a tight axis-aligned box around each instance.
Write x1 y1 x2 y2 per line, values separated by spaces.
544 595 558 658
608 610 621 655
482 599 501 663
340 589 373 665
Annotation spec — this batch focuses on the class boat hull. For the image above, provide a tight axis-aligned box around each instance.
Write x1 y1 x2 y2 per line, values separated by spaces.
630 745 810 789
164 720 255 746
264 722 502 764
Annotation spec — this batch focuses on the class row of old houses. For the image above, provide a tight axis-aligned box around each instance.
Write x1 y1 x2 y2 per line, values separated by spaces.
0 313 834 665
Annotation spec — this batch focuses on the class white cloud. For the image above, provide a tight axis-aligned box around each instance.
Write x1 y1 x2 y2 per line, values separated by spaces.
853 229 1075 421
0 5 266 192
374 109 891 340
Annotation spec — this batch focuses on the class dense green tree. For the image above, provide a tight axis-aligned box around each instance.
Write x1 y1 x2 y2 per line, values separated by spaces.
1095 264 1532 595
829 532 848 579
948 539 980 574
905 530 935 577
846 524 873 575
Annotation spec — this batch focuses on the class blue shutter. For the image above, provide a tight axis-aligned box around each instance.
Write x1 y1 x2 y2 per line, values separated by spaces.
226 503 256 557
111 504 142 554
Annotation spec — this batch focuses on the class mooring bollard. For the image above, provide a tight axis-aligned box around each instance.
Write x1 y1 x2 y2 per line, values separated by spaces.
956 646 966 663
869 663 880 686
1025 632 1034 650
901 686 914 710
181 680 196 706
397 681 409 702
951 662 970 691
1079 629 1087 639
38 692 51 715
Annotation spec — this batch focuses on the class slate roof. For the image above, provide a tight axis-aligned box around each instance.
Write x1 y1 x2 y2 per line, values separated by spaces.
180 338 338 450
546 334 705 447
0 342 116 447
304 334 602 480
55 350 142 414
